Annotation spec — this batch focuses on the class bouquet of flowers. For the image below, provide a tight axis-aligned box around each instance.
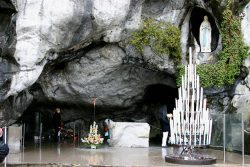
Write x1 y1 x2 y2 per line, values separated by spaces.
81 121 104 148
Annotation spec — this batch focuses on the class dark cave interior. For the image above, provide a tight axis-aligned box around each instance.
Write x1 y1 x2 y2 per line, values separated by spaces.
18 84 178 145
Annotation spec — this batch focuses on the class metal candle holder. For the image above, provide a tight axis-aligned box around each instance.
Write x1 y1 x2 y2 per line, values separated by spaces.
165 47 216 165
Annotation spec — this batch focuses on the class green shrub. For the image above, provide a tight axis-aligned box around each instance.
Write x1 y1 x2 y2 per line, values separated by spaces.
129 18 181 63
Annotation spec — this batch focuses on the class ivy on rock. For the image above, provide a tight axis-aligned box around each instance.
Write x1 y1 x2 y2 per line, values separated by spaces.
196 3 249 88
178 3 249 88
129 18 181 64
129 4 249 88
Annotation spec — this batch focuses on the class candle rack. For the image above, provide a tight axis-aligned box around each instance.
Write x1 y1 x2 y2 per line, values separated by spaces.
165 47 216 165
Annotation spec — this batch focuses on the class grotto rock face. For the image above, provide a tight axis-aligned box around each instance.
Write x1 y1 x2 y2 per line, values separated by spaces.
4 0 143 98
232 57 250 115
38 44 176 107
3 0 224 100
232 1 250 117
0 0 16 89
0 0 250 130
242 2 250 45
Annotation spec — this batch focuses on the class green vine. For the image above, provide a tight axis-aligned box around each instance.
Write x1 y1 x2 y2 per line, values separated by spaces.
129 18 181 63
129 6 249 88
177 2 249 88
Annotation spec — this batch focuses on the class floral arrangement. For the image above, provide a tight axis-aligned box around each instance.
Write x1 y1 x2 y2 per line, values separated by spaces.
81 121 104 147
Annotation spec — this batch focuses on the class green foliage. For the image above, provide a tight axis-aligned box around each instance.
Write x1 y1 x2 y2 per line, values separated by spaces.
129 18 181 63
177 3 250 88
176 65 184 86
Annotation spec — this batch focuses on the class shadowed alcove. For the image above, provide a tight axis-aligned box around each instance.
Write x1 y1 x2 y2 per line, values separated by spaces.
143 84 178 113
190 7 220 52
142 84 178 144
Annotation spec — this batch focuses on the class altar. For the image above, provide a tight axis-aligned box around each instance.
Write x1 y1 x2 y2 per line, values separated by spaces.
105 120 150 147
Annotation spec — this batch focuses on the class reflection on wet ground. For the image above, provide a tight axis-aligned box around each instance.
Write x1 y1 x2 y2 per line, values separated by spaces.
4 142 250 166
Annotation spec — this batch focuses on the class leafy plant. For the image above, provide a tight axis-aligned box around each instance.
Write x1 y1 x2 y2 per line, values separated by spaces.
129 18 181 63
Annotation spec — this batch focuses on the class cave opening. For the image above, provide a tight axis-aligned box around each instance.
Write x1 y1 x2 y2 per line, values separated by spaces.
142 84 178 144
190 7 219 52
143 84 178 112
17 101 88 143
18 103 54 142
16 83 178 146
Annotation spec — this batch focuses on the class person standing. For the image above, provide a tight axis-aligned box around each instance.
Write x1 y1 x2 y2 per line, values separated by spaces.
103 119 110 144
52 108 62 142
0 128 9 163
159 104 170 147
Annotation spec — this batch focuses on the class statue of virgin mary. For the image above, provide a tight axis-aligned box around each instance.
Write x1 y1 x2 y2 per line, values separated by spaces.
199 16 211 52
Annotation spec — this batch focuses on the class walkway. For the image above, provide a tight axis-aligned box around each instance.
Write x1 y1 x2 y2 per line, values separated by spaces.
4 142 250 166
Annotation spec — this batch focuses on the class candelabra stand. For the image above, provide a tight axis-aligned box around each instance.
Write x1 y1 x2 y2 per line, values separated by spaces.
165 48 216 165
165 145 216 165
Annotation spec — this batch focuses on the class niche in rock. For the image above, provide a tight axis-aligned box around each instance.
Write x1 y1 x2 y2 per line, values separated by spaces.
190 7 219 52
0 0 16 46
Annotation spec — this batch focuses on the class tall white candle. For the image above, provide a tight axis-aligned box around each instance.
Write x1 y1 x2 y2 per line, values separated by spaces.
182 86 186 101
175 99 178 109
199 121 202 146
185 66 187 89
209 119 213 145
199 88 203 112
179 88 182 100
170 119 174 144
194 118 197 146
203 98 207 111
187 65 190 87
197 76 200 102
194 65 197 89
189 122 191 145
189 47 192 64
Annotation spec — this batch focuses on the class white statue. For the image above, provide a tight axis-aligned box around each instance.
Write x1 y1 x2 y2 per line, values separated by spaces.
199 16 211 52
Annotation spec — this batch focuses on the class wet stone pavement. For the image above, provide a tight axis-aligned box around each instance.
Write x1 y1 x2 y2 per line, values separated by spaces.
3 142 250 167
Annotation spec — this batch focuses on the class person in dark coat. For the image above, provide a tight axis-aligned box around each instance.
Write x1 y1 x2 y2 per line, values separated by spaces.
52 108 62 142
159 104 170 147
0 128 9 163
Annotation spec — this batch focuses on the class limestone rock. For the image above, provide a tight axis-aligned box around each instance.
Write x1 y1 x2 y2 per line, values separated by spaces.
38 44 176 107
107 119 150 147
242 2 250 46
0 0 250 133
5 0 143 98
232 58 250 115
